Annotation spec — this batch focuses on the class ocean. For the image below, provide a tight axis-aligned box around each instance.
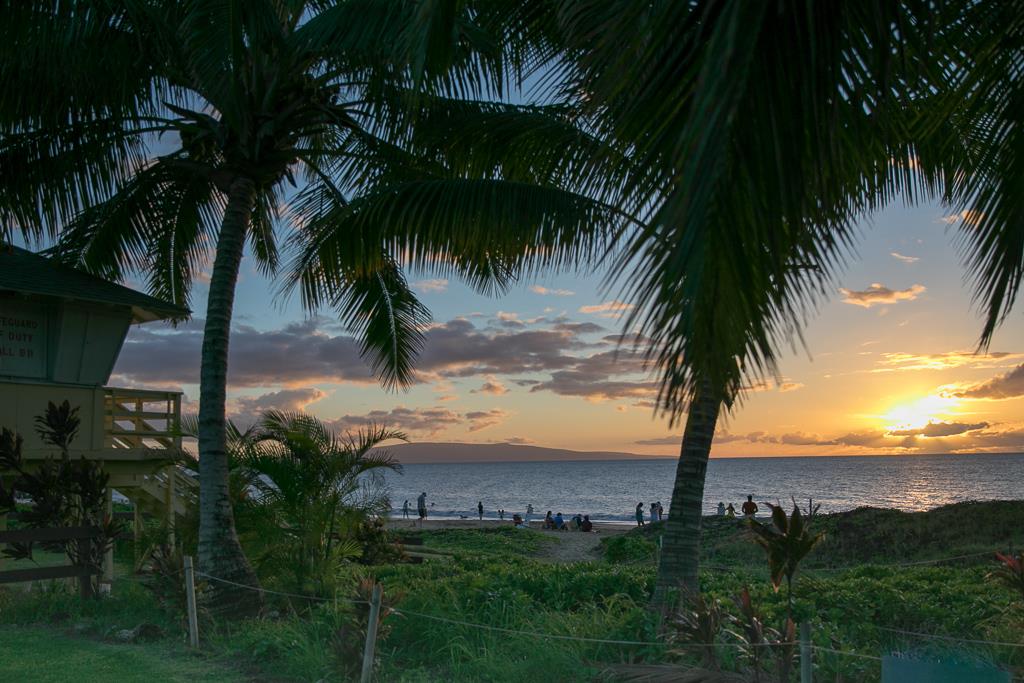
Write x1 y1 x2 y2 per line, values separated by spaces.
384 452 1024 523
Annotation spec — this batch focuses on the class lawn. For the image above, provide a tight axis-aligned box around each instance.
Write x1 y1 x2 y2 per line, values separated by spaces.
0 626 245 683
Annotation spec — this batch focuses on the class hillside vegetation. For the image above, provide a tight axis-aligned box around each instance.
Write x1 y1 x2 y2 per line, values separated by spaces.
604 500 1024 569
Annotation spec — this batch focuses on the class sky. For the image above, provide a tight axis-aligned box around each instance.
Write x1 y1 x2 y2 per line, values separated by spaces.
109 199 1024 458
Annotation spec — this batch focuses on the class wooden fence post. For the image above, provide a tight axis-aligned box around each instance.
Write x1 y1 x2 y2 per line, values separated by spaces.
183 555 199 647
77 532 95 599
360 583 383 683
800 621 812 683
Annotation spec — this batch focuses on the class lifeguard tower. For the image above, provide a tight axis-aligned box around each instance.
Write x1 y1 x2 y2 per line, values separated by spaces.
0 245 195 580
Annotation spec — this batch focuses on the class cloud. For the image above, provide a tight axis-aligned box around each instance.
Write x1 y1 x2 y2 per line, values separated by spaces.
114 318 376 387
947 364 1024 400
464 409 511 432
232 388 327 426
329 406 509 435
887 421 988 438
530 285 575 297
875 351 1023 373
472 377 509 396
416 318 591 378
528 349 656 401
839 283 926 308
890 252 920 264
412 278 448 294
236 387 327 413
778 382 804 393
115 315 661 409
115 316 604 389
578 300 635 318
634 435 681 445
500 436 536 445
939 209 983 227
330 406 462 435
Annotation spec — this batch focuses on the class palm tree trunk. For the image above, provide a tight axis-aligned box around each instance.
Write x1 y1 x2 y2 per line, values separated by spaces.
197 176 262 614
651 380 722 608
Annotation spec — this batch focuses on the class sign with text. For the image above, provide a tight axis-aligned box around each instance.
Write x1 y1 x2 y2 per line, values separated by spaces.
0 302 47 378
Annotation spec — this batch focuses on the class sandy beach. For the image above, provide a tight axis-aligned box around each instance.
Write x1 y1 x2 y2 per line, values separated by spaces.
386 517 631 563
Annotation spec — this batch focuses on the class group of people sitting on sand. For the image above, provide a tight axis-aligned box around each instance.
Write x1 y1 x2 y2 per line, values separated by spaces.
534 510 594 532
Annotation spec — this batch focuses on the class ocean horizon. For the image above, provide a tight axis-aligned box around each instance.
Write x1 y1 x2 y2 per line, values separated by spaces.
385 451 1024 522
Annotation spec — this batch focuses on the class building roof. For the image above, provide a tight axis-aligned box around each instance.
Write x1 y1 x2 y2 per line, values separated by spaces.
0 244 190 323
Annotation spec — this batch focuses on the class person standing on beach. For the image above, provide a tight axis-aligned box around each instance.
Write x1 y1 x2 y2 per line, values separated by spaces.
477 501 484 521
649 502 658 522
658 502 665 520
499 509 505 520
526 504 534 524
717 502 726 516
635 502 645 527
417 492 428 520
742 495 758 519
402 500 410 519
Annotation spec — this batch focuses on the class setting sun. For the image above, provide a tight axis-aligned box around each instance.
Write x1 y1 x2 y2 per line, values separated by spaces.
881 395 960 430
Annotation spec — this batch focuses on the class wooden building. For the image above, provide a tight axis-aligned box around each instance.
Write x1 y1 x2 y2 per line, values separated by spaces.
0 245 194 586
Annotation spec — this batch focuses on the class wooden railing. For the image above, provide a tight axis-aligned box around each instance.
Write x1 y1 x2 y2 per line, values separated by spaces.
0 525 103 597
104 388 182 451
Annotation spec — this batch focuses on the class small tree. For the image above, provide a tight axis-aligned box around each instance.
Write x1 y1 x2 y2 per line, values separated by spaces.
0 401 120 592
224 411 404 600
748 500 824 620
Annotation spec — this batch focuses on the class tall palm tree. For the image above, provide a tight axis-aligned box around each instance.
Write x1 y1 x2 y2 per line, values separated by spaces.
500 0 1024 604
0 1 625 610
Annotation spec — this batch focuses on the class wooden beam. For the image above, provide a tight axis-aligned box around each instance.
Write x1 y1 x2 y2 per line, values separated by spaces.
0 525 101 543
0 565 100 585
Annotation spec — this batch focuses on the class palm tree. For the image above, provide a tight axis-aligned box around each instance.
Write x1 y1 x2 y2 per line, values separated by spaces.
0 1 625 610
500 0 1024 605
230 411 403 599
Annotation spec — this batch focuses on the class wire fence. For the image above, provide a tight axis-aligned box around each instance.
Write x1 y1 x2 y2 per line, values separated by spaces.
181 565 1020 669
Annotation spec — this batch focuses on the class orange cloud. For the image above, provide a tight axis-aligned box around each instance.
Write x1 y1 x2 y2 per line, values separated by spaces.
839 283 926 308
578 300 635 318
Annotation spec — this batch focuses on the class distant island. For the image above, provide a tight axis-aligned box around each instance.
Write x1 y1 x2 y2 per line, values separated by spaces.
378 441 671 464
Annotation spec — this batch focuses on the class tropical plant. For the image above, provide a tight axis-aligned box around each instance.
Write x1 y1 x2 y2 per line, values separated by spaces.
988 552 1024 604
727 587 797 683
227 410 404 601
331 578 402 677
1 1 624 611
669 591 726 671
33 400 81 458
748 502 824 619
0 403 121 591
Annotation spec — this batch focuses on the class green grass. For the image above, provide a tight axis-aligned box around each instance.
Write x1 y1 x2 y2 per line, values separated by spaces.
2 501 1023 682
0 626 245 682
398 525 554 558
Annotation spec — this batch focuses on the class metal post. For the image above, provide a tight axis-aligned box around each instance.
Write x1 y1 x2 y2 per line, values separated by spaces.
360 583 383 683
183 555 199 647
800 621 812 683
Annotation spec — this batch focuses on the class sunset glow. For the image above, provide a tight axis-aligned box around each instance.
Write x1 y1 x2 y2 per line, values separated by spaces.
109 202 1024 458
880 395 960 431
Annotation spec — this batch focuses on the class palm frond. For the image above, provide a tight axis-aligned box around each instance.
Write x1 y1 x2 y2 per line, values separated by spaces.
327 257 432 391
